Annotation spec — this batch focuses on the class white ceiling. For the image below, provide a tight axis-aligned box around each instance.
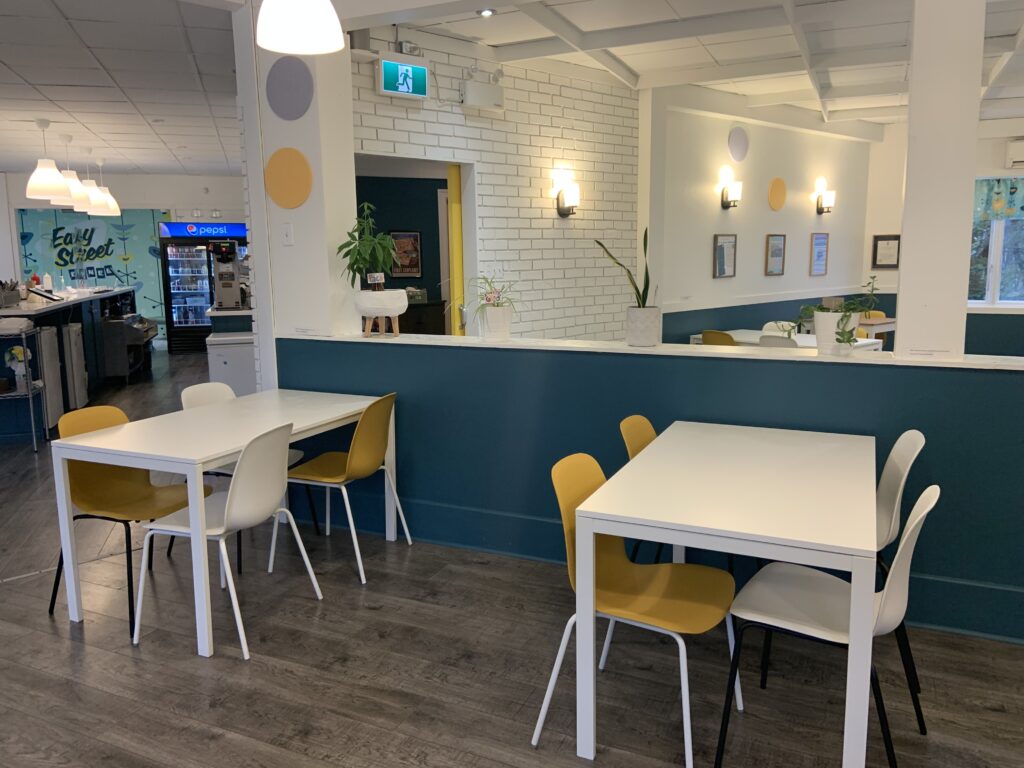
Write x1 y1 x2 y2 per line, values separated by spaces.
0 0 238 175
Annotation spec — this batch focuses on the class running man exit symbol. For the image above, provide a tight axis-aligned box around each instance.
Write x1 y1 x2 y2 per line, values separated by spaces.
397 64 413 93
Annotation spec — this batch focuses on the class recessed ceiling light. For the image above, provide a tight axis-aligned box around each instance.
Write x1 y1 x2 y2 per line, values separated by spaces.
477 8 495 17
151 118 165 123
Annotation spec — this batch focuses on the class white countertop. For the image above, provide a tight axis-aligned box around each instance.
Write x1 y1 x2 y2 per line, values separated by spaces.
206 307 253 317
277 331 1024 372
0 286 134 318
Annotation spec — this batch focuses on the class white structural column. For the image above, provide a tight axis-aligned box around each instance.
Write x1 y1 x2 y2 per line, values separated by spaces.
232 1 360 390
895 0 986 359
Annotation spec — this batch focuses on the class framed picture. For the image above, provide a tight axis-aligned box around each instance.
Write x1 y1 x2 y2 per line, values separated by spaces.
390 231 422 277
872 234 900 269
809 232 829 276
713 234 737 279
764 234 786 276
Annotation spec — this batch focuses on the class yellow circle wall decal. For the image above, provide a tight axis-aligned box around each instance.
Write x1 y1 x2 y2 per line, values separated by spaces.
768 177 787 211
264 147 313 209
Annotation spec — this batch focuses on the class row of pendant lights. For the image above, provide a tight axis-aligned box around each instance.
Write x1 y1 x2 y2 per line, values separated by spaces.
26 119 121 217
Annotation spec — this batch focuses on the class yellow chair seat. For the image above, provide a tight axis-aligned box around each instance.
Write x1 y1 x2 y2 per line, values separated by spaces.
288 451 350 484
76 482 213 522
597 561 735 635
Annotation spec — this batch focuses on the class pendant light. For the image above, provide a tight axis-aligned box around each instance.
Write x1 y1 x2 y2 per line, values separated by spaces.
94 158 120 217
256 0 345 55
25 119 70 201
49 135 88 209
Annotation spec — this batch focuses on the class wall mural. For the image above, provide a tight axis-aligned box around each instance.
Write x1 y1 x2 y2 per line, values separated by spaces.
17 208 171 336
974 177 1024 221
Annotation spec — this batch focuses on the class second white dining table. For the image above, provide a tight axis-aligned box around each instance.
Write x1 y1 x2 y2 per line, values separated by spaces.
52 388 396 657
574 421 878 767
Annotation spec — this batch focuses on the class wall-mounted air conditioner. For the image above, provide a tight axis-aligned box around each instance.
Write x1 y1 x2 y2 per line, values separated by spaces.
1005 139 1024 168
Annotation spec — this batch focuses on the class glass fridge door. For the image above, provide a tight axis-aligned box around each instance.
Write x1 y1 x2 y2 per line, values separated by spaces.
167 244 212 328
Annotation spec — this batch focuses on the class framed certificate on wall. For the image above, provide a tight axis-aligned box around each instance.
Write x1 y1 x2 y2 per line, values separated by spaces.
713 234 737 278
872 234 900 269
809 233 829 276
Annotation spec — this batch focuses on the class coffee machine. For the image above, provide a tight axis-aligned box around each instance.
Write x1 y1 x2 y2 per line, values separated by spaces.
210 240 244 309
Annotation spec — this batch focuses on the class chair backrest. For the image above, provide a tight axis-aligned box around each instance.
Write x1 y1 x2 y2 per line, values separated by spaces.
223 423 293 531
821 296 844 310
58 406 151 507
874 485 940 637
181 382 235 409
620 415 656 460
856 310 887 341
345 393 396 481
702 330 736 346
762 321 796 334
876 429 926 549
551 453 630 592
759 334 797 348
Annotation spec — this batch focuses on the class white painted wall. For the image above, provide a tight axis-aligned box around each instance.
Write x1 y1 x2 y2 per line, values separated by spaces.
862 123 908 292
652 109 870 314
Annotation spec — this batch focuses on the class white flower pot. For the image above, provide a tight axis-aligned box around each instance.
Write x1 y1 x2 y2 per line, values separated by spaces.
354 288 408 336
626 306 662 347
480 305 513 340
813 310 860 356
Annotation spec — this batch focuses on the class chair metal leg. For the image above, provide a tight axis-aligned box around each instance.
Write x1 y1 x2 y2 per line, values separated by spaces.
715 622 748 768
133 531 155 646
147 536 154 571
599 618 616 671
218 539 250 660
325 487 331 536
894 624 927 734
122 522 135 638
871 665 899 768
383 467 412 545
236 530 242 573
268 511 282 574
48 550 63 616
303 484 322 536
219 551 226 590
760 629 773 689
725 615 744 712
339 485 366 584
280 508 323 600
166 536 174 558
532 613 576 748
672 633 694 768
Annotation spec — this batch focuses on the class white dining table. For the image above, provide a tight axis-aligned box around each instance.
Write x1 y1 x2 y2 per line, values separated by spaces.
574 421 877 767
726 329 883 350
52 388 396 657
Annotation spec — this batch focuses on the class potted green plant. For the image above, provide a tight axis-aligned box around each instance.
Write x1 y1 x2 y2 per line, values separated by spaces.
469 276 516 340
596 229 659 347
794 275 879 355
338 202 407 335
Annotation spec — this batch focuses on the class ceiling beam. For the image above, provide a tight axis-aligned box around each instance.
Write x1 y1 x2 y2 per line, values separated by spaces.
983 24 1024 100
810 45 909 70
783 0 827 119
514 2 638 89
794 0 911 28
826 106 907 122
978 117 1024 138
746 88 818 107
494 6 787 62
745 81 909 108
637 56 806 89
179 0 245 10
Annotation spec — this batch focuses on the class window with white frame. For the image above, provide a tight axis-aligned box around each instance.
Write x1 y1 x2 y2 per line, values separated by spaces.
970 178 1024 306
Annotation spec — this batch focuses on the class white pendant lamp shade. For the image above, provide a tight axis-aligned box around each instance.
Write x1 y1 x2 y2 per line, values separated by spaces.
50 170 84 207
77 179 104 214
256 0 345 55
26 158 69 200
98 187 120 217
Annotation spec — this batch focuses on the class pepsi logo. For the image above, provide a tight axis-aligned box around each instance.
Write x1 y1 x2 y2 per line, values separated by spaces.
186 224 198 234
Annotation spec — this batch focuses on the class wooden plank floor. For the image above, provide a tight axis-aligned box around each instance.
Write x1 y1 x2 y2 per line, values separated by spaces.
1 351 1022 768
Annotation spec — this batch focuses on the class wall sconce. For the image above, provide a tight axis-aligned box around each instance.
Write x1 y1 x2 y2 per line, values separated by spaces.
718 166 742 209
813 176 836 214
552 167 580 217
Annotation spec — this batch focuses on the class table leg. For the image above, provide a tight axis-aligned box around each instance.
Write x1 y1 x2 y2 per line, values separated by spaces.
843 555 875 767
576 515 596 760
384 407 397 542
53 452 82 622
187 464 214 657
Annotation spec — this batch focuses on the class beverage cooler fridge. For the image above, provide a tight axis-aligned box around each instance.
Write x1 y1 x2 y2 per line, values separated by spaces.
158 222 247 354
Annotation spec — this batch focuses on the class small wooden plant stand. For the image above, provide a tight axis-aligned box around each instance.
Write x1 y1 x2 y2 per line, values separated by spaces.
362 315 401 337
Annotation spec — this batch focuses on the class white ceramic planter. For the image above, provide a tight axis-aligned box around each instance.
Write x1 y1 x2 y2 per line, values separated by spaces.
354 288 408 336
480 304 513 340
626 306 662 347
813 310 860 355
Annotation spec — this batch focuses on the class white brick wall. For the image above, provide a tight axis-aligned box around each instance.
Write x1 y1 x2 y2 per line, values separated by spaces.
352 33 639 340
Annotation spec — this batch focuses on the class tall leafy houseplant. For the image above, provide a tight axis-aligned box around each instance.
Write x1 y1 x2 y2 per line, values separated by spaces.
596 229 661 347
337 202 397 292
792 275 879 354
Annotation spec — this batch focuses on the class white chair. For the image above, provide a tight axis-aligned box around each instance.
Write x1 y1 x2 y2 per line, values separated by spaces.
715 485 940 768
758 334 797 348
761 321 795 334
133 423 322 660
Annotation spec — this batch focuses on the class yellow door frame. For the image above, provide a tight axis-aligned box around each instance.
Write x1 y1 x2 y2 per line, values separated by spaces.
446 164 465 336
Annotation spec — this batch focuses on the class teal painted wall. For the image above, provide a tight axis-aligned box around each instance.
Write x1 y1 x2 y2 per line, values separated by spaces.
355 177 447 301
277 338 1024 642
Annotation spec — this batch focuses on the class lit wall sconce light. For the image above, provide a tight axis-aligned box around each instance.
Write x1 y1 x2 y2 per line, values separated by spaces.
813 176 836 214
552 167 580 217
718 166 742 209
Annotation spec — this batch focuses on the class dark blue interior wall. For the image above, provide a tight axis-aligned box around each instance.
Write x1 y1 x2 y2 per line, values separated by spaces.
355 176 447 301
278 338 1024 642
965 313 1024 356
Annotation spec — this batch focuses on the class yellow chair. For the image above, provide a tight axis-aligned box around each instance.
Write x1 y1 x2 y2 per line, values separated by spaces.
48 406 211 637
531 453 741 768
702 330 737 346
619 415 662 562
287 393 410 584
856 310 888 342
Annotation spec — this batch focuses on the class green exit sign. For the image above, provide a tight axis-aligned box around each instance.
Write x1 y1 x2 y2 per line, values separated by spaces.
376 56 429 99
